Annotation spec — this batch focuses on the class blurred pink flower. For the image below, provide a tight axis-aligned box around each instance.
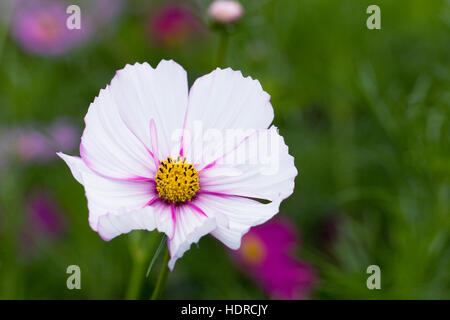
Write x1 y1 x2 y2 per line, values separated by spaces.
7 118 79 164
88 0 123 29
49 118 79 151
20 191 67 257
232 218 316 299
11 0 89 56
148 3 203 47
73 0 122 36
16 129 54 162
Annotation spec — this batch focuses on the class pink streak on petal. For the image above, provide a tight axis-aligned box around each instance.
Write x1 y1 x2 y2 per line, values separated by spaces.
199 130 260 172
186 202 208 217
118 113 158 173
179 108 189 157
170 203 177 240
144 195 160 208
201 160 216 171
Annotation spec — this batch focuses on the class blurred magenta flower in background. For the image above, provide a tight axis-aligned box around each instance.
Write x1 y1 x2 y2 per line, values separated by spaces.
148 3 203 47
20 191 67 257
232 218 316 299
27 191 66 236
11 0 89 56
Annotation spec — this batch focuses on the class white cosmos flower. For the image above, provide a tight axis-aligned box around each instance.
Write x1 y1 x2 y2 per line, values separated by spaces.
58 60 297 270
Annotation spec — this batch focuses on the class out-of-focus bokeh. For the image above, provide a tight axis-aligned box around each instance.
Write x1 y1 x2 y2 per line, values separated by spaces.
0 0 449 299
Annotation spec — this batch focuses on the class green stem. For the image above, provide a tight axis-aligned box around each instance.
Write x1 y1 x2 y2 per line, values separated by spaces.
216 31 229 67
125 232 158 300
150 248 170 300
125 252 147 300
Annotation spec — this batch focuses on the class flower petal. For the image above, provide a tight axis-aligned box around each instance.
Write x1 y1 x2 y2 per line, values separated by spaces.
152 200 176 239
182 67 273 164
167 204 217 270
185 67 273 131
194 193 279 250
199 126 297 202
81 60 189 180
97 206 157 241
80 83 156 181
111 60 188 160
57 152 155 232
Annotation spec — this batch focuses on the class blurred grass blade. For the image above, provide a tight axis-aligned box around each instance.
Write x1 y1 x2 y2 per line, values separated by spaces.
146 235 167 278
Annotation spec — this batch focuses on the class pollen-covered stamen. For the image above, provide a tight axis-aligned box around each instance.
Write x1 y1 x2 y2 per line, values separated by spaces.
156 156 200 203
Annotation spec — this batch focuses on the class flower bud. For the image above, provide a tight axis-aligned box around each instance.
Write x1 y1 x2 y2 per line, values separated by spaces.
208 0 243 24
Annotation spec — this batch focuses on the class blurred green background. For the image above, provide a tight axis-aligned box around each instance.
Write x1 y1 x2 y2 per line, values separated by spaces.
0 0 449 299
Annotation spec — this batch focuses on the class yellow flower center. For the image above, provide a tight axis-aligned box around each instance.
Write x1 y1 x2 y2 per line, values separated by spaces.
241 235 266 265
156 156 200 203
